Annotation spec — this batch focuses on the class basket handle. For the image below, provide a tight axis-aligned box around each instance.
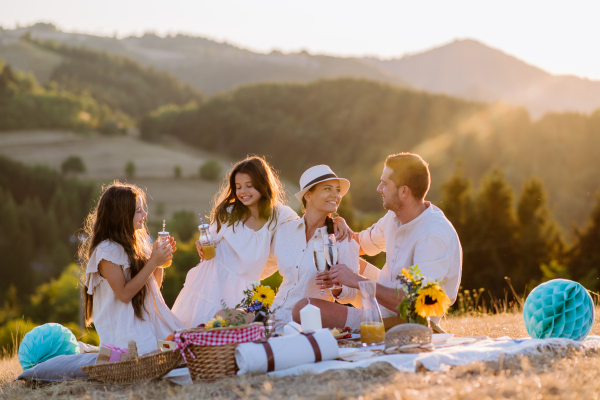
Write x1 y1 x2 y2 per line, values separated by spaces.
128 341 139 361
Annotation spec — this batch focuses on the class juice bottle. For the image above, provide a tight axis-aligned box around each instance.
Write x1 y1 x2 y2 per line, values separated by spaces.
198 215 216 260
157 220 172 268
360 321 386 345
358 280 385 346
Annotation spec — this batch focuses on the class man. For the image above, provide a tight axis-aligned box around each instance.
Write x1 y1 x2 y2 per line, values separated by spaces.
292 152 462 330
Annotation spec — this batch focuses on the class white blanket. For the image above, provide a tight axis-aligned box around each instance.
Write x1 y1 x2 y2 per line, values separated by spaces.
235 328 339 374
164 335 600 385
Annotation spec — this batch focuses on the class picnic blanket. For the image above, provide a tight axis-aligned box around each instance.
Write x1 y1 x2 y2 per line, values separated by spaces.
164 335 600 385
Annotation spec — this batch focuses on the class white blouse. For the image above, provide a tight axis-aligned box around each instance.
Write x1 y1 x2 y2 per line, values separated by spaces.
172 203 298 328
85 240 185 355
270 217 360 326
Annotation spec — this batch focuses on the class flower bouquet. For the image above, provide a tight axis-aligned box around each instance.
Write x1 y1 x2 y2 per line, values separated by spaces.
397 264 451 326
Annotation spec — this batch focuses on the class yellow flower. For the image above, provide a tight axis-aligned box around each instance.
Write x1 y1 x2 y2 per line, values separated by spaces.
205 315 227 329
251 285 275 308
415 285 451 318
402 268 413 280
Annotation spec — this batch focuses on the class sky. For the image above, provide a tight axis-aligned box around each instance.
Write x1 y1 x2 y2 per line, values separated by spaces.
3 0 600 80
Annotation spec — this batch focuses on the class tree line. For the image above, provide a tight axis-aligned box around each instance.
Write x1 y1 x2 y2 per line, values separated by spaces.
139 78 600 232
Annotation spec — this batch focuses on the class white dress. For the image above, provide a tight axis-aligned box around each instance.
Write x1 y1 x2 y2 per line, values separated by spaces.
270 217 360 326
172 203 298 328
85 240 185 355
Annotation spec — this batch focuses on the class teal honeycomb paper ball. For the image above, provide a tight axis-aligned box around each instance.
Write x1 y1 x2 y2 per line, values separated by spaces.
523 279 594 341
18 323 80 370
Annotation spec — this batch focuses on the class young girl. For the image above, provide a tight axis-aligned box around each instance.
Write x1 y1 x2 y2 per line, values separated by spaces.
172 156 351 328
79 182 184 355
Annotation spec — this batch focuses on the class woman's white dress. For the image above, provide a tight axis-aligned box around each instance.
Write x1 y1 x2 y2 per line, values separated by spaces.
172 203 298 328
85 240 185 355
270 217 360 327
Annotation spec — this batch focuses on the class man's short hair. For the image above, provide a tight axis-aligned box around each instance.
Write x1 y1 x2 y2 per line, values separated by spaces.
384 153 430 200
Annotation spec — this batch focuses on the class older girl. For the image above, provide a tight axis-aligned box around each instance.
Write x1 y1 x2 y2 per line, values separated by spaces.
80 182 184 354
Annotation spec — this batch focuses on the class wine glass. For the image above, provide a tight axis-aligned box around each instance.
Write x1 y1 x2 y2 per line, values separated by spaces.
324 233 341 289
312 239 328 295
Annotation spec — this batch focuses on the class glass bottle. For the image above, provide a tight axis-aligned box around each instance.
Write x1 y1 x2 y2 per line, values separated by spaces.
359 280 385 346
198 215 216 260
157 220 172 268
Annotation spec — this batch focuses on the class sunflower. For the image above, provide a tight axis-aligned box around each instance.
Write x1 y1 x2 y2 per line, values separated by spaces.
205 315 227 329
252 285 275 308
415 285 451 318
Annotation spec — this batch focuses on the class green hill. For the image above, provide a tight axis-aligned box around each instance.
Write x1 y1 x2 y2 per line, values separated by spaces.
140 78 600 232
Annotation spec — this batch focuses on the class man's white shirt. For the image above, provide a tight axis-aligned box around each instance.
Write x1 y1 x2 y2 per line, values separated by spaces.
358 202 462 321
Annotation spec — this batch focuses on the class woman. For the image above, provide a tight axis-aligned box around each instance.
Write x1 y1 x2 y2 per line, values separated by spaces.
172 157 352 328
270 165 360 328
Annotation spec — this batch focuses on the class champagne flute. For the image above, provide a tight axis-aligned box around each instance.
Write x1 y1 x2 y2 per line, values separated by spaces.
313 239 328 295
324 233 341 289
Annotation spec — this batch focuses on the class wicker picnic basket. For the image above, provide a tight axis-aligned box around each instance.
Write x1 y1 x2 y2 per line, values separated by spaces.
81 340 182 384
174 322 265 382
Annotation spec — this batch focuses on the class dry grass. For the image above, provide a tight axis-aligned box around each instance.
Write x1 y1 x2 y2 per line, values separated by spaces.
2 311 600 400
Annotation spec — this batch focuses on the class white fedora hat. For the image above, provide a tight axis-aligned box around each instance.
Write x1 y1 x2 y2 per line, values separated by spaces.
294 165 350 202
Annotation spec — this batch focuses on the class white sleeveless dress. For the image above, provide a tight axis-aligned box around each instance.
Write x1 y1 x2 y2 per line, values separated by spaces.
172 203 298 328
85 240 185 355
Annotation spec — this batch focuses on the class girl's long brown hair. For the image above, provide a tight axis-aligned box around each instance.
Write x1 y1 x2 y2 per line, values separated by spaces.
78 181 152 325
213 156 285 232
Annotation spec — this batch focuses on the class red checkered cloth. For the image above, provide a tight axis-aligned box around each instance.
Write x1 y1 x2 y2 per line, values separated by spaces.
173 325 265 362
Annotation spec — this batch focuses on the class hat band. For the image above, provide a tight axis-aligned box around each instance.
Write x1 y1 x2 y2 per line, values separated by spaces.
302 173 338 190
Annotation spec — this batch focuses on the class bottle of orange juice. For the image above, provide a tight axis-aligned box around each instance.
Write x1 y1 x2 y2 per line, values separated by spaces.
157 220 172 268
358 280 385 346
198 215 216 260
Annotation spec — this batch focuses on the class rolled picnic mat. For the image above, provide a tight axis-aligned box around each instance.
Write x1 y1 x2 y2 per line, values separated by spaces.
235 328 338 374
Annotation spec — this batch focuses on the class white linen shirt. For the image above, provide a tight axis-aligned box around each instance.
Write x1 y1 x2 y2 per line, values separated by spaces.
358 203 462 321
271 217 360 326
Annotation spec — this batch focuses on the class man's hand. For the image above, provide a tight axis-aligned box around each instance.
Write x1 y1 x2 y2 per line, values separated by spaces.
329 264 365 289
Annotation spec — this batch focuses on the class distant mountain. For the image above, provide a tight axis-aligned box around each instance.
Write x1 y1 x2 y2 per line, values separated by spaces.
3 24 600 117
366 39 600 118
0 23 408 95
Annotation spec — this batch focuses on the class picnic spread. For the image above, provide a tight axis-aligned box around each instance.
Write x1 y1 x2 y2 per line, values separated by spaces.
15 277 598 384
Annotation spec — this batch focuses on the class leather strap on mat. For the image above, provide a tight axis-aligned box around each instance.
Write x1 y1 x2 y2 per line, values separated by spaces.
302 332 322 362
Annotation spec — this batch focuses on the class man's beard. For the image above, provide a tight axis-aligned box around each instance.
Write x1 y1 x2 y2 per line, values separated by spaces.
383 192 403 212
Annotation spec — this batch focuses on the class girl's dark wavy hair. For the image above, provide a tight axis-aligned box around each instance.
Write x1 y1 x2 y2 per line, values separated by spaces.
78 181 152 325
212 156 285 232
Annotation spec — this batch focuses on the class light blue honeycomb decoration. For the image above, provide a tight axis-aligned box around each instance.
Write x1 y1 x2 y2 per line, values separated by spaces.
523 279 594 341
18 323 80 370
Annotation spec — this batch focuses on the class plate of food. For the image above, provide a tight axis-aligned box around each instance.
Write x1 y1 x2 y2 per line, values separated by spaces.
330 327 353 340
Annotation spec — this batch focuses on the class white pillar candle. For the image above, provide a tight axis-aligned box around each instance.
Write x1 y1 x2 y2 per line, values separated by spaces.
300 304 322 333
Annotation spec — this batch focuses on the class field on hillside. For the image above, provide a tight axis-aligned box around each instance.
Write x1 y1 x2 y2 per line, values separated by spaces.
2 312 600 400
0 131 301 219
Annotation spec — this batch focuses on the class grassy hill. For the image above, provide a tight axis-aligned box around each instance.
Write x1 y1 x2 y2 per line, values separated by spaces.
0 130 300 219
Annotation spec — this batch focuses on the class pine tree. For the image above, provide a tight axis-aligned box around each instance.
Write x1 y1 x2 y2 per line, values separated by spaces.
569 194 600 290
516 177 564 290
468 168 520 297
439 163 475 244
